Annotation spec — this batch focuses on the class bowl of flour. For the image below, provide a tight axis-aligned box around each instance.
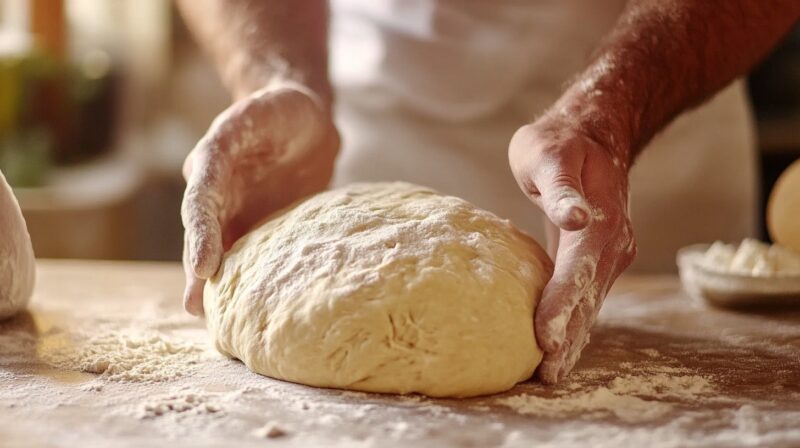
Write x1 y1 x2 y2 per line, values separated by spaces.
677 239 800 308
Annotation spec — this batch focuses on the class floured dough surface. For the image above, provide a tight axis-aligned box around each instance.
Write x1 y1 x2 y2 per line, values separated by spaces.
0 171 35 319
204 182 552 397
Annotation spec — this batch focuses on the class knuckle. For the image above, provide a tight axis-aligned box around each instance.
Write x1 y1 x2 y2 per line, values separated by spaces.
626 236 638 260
509 124 546 162
615 222 637 267
511 123 540 146
195 133 228 159
208 111 229 133
521 177 541 198
509 124 568 177
508 154 540 199
508 156 531 186
549 173 580 191
270 86 324 118
628 241 638 261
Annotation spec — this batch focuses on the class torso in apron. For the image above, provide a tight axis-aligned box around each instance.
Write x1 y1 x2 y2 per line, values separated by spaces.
329 0 758 272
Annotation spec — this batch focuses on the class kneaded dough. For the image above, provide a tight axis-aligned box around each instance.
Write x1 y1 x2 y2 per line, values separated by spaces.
0 171 35 319
204 182 552 397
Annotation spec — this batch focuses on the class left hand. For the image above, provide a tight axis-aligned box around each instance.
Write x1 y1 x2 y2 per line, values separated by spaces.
508 113 637 384
181 84 339 315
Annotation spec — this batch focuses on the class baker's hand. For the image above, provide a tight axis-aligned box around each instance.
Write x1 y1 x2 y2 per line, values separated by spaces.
181 84 339 315
508 115 636 384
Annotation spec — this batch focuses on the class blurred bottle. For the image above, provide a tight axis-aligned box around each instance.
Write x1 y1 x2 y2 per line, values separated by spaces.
0 11 51 187
0 0 170 187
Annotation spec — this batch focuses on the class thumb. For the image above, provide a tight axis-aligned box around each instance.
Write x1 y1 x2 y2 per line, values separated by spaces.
534 156 591 231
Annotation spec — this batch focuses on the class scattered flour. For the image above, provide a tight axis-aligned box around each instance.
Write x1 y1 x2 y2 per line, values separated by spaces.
639 348 660 358
316 414 343 426
498 374 713 423
385 420 411 438
350 404 379 420
139 391 222 419
609 374 712 400
501 388 671 423
0 330 36 359
2 271 799 447
41 330 211 382
502 407 800 448
252 421 289 439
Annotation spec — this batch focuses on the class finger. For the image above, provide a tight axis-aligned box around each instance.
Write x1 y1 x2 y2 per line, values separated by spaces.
182 235 206 316
537 296 595 384
184 276 206 316
181 147 228 279
537 232 628 383
241 87 328 161
534 226 609 353
532 151 592 231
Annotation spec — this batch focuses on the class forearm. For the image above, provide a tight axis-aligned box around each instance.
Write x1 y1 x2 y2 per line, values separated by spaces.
176 0 331 104
552 0 800 166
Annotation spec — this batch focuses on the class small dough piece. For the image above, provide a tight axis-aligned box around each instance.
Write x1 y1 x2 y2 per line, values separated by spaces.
0 171 35 319
768 159 800 253
205 182 552 397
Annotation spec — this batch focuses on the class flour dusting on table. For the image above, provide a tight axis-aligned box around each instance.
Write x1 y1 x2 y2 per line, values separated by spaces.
41 330 211 382
499 372 713 423
2 262 800 448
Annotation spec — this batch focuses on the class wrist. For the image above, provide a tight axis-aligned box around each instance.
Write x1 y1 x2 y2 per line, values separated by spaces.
234 78 333 114
224 51 333 110
543 84 637 170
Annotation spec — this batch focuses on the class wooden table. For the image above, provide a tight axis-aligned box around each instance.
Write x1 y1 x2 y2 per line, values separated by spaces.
1 260 799 447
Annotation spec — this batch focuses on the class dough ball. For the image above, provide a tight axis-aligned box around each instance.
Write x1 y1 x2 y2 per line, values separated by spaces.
768 159 800 253
204 182 552 397
0 171 35 319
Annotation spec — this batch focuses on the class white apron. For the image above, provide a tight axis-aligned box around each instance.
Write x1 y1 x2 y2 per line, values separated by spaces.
329 0 758 273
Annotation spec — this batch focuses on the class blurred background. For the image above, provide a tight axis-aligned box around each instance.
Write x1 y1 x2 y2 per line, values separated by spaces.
0 0 228 260
0 0 798 262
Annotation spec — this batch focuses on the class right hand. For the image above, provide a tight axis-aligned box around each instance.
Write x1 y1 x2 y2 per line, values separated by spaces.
509 114 637 384
181 84 339 315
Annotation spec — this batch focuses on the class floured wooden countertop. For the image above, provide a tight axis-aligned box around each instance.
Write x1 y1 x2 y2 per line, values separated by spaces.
1 260 799 447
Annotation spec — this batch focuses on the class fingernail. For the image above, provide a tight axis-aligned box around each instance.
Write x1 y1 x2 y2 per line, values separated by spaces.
541 335 561 353
556 197 590 229
566 205 589 224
